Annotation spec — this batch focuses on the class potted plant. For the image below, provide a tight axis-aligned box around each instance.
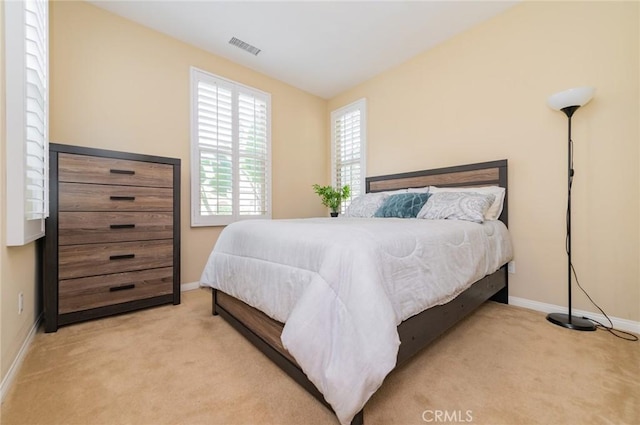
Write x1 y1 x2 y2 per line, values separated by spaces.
312 184 350 217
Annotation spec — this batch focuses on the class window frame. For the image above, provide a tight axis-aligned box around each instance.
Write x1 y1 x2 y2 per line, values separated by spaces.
190 67 272 227
4 0 49 246
331 98 367 214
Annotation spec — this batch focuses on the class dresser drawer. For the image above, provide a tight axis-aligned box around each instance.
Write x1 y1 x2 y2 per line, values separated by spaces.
59 239 173 279
58 267 174 314
58 211 173 245
59 183 173 211
59 153 173 187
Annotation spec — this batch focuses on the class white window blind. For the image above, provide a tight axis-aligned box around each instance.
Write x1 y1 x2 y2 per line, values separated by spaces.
237 93 269 215
331 99 366 214
191 67 271 226
5 0 49 245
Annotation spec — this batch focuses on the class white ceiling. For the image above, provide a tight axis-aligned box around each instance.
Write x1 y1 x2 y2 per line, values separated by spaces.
89 1 517 99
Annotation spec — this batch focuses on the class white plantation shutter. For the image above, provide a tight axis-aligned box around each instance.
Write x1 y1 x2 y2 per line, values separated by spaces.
24 0 48 220
5 0 49 245
238 92 268 216
191 68 271 226
197 80 234 217
331 99 366 214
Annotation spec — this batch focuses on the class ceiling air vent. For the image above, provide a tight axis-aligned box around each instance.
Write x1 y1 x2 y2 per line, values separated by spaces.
229 37 261 56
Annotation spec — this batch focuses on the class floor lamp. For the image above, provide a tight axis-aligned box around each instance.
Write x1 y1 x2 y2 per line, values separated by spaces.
546 87 596 331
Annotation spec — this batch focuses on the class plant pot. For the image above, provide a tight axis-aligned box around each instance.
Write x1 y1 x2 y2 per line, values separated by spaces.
330 212 338 217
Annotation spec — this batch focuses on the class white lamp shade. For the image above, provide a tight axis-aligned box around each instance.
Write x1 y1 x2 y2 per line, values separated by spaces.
547 87 595 111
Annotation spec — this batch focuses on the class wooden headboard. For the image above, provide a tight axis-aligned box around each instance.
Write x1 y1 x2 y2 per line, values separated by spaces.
365 159 508 225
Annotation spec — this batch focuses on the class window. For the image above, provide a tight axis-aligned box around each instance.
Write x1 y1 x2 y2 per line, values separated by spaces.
331 99 366 214
190 67 271 226
5 0 49 246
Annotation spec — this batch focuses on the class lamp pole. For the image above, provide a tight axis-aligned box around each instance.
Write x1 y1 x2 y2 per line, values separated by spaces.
566 107 575 325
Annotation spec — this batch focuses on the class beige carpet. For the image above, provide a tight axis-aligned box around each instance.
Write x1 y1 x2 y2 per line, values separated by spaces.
1 288 638 425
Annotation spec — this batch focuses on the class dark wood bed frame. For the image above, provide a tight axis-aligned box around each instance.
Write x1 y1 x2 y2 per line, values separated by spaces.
210 159 509 425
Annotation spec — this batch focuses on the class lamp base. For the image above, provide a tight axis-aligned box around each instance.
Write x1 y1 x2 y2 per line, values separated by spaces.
546 313 596 331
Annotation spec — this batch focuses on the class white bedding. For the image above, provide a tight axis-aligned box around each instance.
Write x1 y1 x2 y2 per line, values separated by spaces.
200 218 513 425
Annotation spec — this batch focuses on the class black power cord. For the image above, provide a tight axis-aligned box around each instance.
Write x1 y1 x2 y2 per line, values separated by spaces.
567 139 637 342
572 264 638 341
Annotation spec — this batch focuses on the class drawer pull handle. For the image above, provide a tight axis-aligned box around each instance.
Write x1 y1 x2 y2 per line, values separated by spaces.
110 169 135 175
110 224 136 229
110 196 136 201
110 254 135 260
109 284 136 292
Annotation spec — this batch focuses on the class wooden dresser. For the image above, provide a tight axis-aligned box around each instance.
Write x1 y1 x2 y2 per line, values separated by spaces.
43 144 181 332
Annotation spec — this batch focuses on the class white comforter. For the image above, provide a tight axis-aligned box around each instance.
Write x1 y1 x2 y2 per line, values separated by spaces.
200 218 513 424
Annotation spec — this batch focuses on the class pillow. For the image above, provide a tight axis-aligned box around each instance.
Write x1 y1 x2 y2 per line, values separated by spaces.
428 185 505 220
417 192 495 223
373 193 431 218
381 188 410 195
406 186 430 194
344 192 389 217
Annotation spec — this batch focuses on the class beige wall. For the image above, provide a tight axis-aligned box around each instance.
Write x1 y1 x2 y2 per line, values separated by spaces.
49 1 328 287
329 1 639 321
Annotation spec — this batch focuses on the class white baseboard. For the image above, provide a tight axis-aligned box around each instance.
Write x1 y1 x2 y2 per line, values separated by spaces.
0 314 42 404
181 281 200 292
509 296 640 334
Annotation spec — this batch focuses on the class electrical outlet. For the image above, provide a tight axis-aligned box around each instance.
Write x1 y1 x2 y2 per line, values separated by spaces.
507 261 516 274
18 292 24 314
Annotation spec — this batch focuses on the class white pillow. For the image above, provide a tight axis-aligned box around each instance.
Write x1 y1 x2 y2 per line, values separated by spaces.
417 192 495 223
382 188 410 195
406 186 430 193
344 192 389 217
428 185 505 220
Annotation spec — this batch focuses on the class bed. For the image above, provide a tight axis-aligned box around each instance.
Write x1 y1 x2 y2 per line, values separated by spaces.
200 159 511 425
